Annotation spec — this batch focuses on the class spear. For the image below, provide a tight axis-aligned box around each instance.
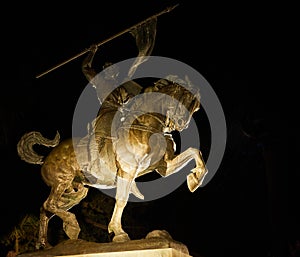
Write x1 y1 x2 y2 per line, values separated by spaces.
36 4 179 79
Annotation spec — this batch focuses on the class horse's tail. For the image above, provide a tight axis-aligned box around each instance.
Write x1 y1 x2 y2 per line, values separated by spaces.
17 131 60 165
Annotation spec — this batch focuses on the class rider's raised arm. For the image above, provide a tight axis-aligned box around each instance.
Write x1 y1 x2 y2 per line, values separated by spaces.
82 45 119 104
82 44 98 83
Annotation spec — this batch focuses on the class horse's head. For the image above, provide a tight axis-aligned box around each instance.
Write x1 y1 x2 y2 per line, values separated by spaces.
146 79 200 131
149 77 201 132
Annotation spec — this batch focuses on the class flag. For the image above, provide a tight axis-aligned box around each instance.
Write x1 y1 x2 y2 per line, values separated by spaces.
127 17 157 78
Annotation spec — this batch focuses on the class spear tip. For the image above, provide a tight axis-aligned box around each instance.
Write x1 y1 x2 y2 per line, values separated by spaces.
165 3 179 13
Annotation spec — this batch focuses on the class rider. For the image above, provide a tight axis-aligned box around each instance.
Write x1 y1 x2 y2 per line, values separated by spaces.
80 44 144 198
81 44 142 142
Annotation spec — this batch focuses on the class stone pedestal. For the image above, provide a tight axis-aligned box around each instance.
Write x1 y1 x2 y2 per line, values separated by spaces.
46 248 190 256
17 230 192 257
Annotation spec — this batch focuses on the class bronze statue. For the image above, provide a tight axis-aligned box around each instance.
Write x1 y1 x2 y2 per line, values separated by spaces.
17 75 207 249
16 5 207 250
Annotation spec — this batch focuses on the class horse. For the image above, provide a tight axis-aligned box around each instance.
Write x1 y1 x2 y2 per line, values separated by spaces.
17 77 208 249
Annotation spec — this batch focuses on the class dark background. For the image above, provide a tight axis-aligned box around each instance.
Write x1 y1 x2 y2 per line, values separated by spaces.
0 1 296 257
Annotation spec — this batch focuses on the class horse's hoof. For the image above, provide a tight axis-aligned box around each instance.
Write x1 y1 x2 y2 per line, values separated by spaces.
187 167 207 192
112 233 130 242
63 219 81 239
35 241 52 250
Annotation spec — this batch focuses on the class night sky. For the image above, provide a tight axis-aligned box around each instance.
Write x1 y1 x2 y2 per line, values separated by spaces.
0 1 296 257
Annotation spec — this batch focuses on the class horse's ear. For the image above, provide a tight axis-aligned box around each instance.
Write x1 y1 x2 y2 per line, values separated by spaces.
183 75 201 100
195 89 201 102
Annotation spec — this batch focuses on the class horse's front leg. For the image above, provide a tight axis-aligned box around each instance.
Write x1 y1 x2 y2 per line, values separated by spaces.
108 176 132 242
164 147 208 192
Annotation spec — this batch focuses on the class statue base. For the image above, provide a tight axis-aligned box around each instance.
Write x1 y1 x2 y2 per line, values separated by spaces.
17 230 191 257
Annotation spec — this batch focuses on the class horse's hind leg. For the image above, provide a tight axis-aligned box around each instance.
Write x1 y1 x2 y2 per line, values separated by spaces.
42 183 82 242
37 182 88 249
108 176 132 242
36 206 54 249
